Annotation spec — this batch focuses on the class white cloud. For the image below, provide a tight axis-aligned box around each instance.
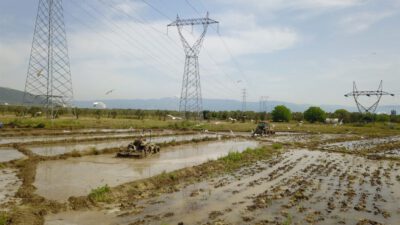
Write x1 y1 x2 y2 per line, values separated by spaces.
340 11 395 33
213 0 363 11
204 27 299 60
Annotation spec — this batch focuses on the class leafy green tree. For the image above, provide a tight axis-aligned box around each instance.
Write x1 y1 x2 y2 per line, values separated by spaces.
202 110 211 120
271 105 292 122
376 114 390 122
304 107 326 123
292 112 304 122
334 109 350 123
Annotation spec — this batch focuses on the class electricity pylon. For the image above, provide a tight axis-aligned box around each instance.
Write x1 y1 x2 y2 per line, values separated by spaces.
259 96 268 112
242 89 247 112
23 0 74 119
344 80 394 113
168 12 218 119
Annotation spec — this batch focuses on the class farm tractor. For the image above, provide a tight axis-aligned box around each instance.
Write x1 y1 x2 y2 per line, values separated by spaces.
117 130 161 158
252 121 275 137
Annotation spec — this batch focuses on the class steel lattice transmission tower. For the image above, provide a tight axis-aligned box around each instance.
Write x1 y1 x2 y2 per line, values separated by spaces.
23 0 74 118
168 12 218 119
242 89 247 112
259 96 268 112
344 80 394 113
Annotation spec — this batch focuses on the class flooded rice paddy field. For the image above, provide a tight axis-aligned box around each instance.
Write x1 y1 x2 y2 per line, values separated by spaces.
263 132 355 143
28 133 221 156
34 140 259 201
1 129 400 225
0 148 25 162
0 129 188 146
321 136 400 151
46 149 400 225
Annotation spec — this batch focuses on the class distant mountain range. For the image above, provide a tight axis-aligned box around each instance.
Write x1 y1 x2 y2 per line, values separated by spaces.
1 86 397 113
0 86 44 105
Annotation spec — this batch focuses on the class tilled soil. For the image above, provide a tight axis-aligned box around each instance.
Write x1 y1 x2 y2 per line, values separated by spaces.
321 136 400 152
45 149 400 225
263 133 355 144
0 168 22 206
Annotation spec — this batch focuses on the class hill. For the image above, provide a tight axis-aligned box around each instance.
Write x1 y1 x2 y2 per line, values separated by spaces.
0 86 397 113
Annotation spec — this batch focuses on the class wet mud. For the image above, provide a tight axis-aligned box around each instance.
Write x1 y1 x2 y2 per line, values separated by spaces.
34 140 259 201
0 168 22 206
45 149 400 225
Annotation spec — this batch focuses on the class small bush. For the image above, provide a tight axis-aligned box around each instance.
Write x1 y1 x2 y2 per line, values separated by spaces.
89 185 111 202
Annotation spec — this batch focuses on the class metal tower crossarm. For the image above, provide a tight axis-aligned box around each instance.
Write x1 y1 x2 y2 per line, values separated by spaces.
167 15 218 27
344 81 395 113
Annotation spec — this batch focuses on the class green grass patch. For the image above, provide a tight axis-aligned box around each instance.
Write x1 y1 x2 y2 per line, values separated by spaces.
222 151 243 163
283 213 292 225
0 212 9 225
89 185 111 202
272 143 283 149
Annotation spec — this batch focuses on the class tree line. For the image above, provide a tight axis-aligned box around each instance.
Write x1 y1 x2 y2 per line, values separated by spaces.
0 105 398 123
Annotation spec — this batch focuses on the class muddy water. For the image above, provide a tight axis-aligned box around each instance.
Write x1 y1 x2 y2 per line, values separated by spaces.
46 149 400 225
0 130 182 145
264 133 352 143
35 140 258 201
0 148 25 162
322 135 400 151
0 169 21 206
29 133 220 156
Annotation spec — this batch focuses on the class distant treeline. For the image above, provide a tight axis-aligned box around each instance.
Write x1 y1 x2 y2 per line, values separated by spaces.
0 105 398 123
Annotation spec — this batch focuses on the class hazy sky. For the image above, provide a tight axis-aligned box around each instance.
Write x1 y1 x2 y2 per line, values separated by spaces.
0 0 399 107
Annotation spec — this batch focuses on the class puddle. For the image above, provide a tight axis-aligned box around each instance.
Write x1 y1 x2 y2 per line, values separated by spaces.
45 149 400 225
29 133 220 156
322 136 400 151
0 169 21 206
0 148 25 163
34 140 258 201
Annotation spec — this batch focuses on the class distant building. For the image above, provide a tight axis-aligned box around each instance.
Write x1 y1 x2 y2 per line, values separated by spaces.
391 110 397 116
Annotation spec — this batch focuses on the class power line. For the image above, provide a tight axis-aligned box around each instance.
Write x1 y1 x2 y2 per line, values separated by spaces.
184 0 252 91
70 0 184 74
139 0 243 96
65 1 239 100
143 0 243 91
64 3 180 82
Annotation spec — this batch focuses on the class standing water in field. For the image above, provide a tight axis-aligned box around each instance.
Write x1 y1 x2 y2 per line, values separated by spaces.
29 133 219 156
0 148 25 162
34 139 258 201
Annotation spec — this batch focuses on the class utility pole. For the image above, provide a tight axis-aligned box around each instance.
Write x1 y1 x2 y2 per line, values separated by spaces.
23 0 74 119
242 89 247 112
168 12 218 120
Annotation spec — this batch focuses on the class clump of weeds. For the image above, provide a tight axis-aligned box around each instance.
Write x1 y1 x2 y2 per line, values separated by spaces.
0 212 9 225
89 185 111 202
